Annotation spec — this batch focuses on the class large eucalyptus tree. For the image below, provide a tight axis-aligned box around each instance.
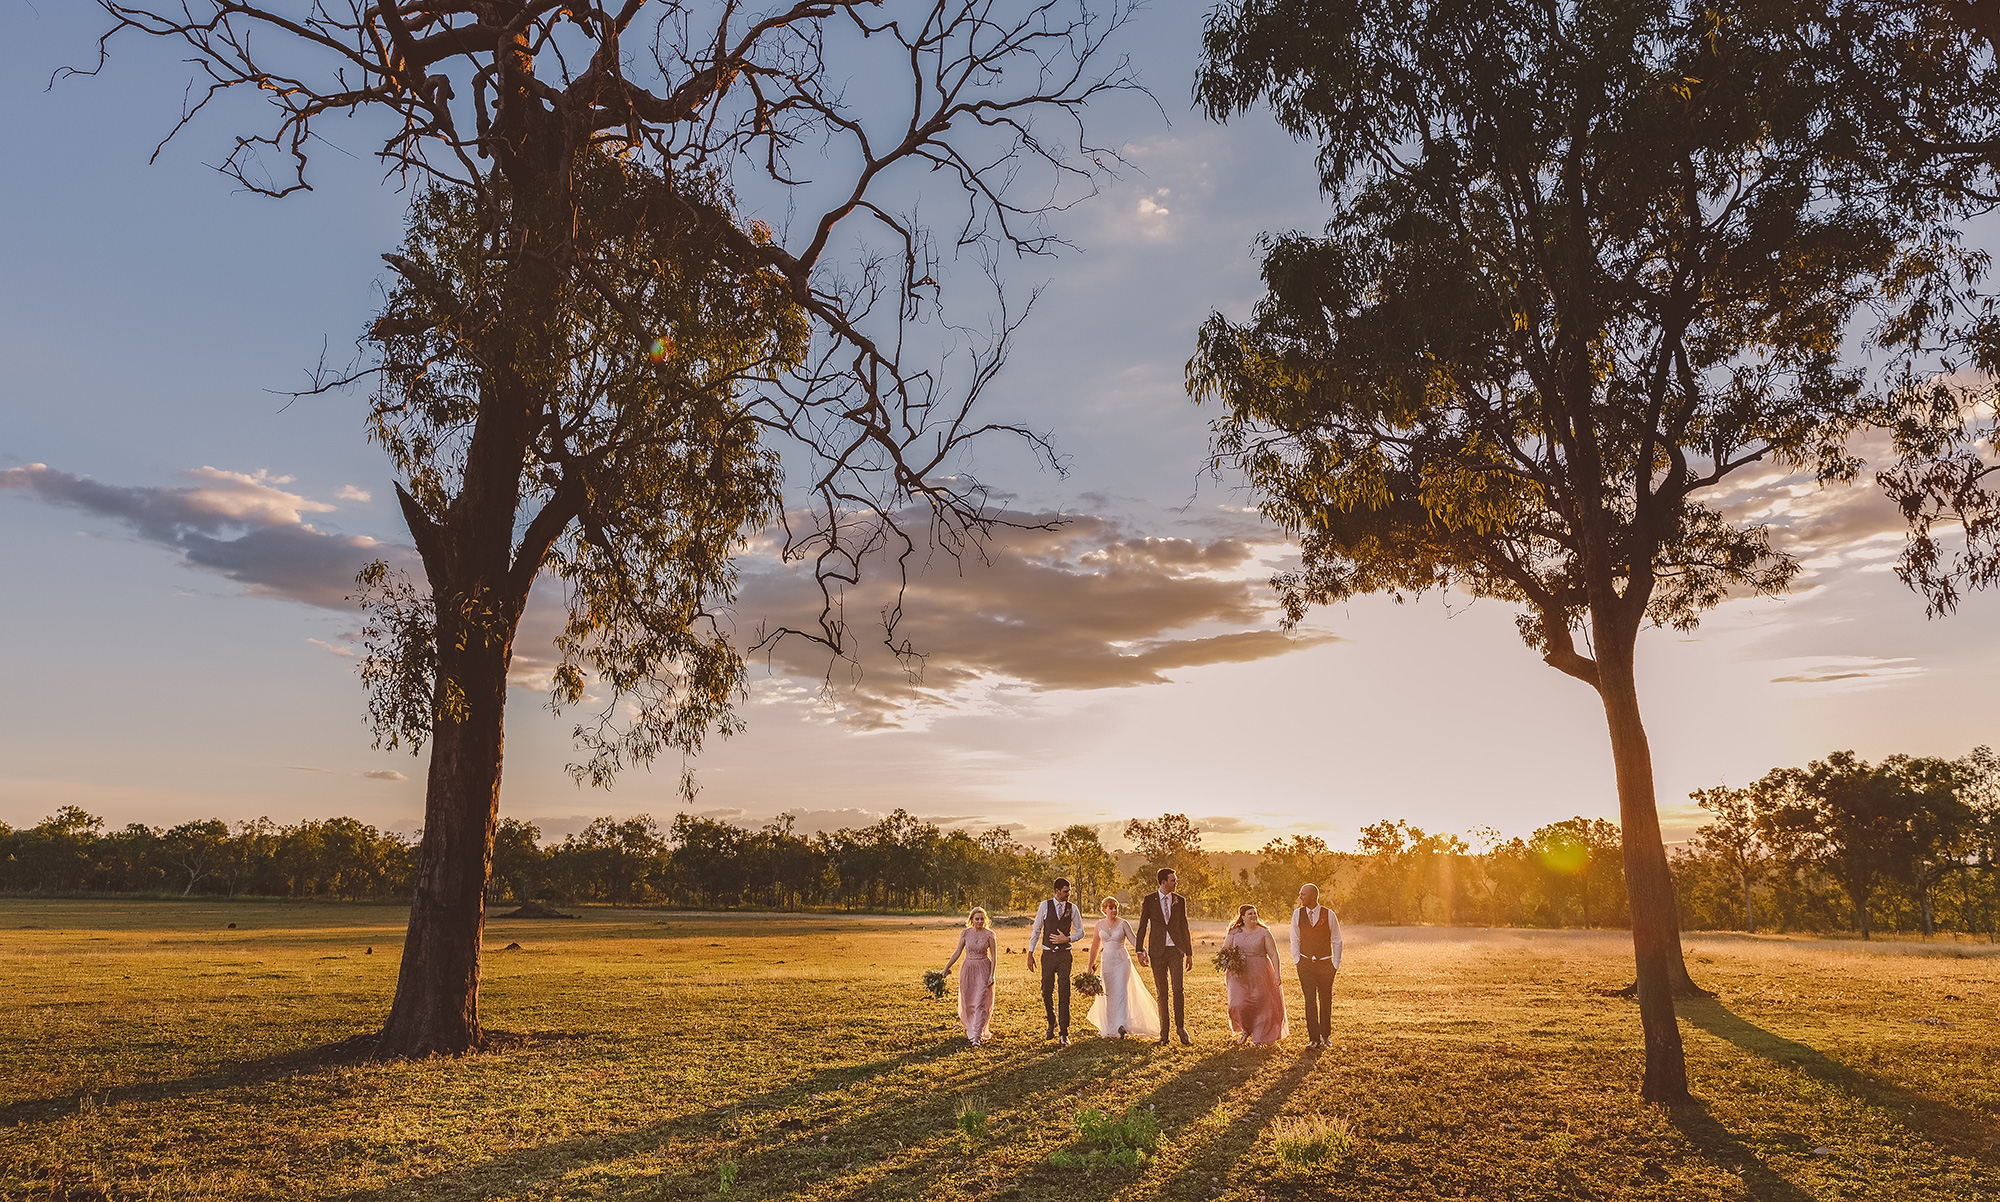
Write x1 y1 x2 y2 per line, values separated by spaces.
1190 0 1973 1100
89 0 1135 1056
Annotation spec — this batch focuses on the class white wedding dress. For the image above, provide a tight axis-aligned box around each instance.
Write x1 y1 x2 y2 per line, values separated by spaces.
1086 917 1161 1039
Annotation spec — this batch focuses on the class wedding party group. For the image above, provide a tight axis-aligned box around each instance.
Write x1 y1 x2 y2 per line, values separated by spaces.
939 868 1344 1050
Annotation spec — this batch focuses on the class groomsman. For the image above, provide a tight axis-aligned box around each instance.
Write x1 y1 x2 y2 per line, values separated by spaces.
1027 877 1083 1045
1290 883 1343 1049
1135 867 1193 1045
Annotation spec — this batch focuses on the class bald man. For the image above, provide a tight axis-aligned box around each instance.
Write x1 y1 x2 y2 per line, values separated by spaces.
1290 883 1343 1048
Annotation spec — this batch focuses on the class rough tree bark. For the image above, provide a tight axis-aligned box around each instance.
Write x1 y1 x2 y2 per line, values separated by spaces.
1592 642 1693 1103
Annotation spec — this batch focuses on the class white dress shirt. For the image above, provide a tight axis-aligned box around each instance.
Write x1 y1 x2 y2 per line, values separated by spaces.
1290 904 1344 969
1028 897 1083 951
1155 889 1179 948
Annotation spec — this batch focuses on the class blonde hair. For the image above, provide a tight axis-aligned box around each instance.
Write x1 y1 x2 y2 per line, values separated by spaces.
967 907 988 927
1230 903 1258 932
1100 896 1120 914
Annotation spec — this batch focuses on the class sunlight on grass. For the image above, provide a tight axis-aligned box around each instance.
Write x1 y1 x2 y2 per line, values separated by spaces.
1 900 1996 1200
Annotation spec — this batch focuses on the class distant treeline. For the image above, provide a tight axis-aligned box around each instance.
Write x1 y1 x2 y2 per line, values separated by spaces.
4 746 1993 937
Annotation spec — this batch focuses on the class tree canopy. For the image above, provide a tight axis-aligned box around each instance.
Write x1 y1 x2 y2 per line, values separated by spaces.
1187 0 1991 1101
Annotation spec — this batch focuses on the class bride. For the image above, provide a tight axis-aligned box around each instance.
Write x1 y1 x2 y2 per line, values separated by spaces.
1086 896 1161 1040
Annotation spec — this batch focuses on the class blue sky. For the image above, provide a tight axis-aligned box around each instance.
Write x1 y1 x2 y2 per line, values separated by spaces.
3 1 1996 851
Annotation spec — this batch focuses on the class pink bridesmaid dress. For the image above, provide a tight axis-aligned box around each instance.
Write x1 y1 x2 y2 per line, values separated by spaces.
1224 925 1289 1045
954 927 997 1042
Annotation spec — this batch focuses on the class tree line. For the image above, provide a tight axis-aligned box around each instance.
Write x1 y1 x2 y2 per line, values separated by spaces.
10 745 1991 938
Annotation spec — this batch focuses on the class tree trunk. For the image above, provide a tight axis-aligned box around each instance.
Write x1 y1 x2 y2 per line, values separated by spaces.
1740 870 1756 934
1920 875 1935 936
1850 880 1872 940
377 608 516 1056
1595 647 1695 1105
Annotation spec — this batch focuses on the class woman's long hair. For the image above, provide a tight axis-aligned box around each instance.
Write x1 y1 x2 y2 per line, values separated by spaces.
967 906 988 928
1230 903 1257 931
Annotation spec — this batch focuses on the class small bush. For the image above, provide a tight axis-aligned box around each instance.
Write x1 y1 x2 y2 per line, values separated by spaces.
716 1161 738 1196
1047 1107 1160 1171
1270 1114 1355 1169
955 1095 988 1140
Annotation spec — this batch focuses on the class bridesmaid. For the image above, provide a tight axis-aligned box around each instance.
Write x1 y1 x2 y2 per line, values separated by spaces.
1222 904 1289 1046
943 906 998 1045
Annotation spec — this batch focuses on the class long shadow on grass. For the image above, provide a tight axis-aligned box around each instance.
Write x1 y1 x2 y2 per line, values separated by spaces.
1127 1045 1321 1202
0 1032 384 1128
1666 1102 1816 1202
1679 998 2000 1165
322 1036 1165 1202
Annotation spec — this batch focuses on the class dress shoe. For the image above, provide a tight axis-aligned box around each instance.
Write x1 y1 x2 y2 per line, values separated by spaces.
1178 1029 1193 1045
1059 1034 1070 1047
1154 1036 1170 1046
1044 1026 1055 1041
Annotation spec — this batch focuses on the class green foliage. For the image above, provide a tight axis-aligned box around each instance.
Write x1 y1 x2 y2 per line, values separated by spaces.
1046 1106 1159 1171
1124 814 1216 915
1050 825 1120 908
1269 1113 1356 1169
715 1160 738 1196
954 1095 989 1140
1250 834 1342 915
359 150 805 784
1188 0 1975 679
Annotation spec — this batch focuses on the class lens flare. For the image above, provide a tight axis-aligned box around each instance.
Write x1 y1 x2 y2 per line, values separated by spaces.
648 336 672 364
1535 833 1589 876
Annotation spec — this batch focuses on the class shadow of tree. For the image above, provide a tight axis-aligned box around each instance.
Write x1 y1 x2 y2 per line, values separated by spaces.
0 1032 385 1129
1665 1101 1817 1202
1679 997 2000 1165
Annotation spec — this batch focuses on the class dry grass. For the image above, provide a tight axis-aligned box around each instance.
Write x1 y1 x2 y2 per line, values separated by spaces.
1 899 1996 1200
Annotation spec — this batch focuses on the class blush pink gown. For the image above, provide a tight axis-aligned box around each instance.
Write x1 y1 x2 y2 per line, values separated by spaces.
952 927 997 1042
1223 925 1288 1045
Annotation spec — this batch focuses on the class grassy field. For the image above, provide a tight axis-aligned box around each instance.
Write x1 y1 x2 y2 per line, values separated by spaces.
1 899 1996 1201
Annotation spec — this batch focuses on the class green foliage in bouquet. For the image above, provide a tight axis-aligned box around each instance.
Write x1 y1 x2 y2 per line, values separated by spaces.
923 970 947 1000
1212 944 1247 977
1047 1107 1160 1171
1072 971 1104 998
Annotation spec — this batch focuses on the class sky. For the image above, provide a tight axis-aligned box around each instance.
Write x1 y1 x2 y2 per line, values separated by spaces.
3 2 1996 854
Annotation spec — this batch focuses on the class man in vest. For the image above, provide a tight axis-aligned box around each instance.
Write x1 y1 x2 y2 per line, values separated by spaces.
1026 877 1083 1045
1290 882 1343 1048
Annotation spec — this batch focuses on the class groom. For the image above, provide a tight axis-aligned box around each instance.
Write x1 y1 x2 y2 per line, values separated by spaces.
1135 867 1193 1045
1026 877 1082 1046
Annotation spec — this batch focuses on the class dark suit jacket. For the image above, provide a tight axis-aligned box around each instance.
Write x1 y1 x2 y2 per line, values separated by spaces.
1135 890 1192 962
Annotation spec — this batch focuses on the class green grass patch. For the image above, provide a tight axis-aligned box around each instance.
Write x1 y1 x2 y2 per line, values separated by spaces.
1047 1107 1161 1171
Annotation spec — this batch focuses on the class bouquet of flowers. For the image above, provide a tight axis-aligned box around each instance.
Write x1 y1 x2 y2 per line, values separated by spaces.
1072 970 1105 998
1211 943 1247 977
923 969 948 999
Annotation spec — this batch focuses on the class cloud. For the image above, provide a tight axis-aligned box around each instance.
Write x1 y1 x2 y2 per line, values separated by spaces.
1765 656 1923 689
306 638 356 658
737 513 1340 728
1193 815 1269 835
334 485 372 503
1 463 412 608
1697 430 1913 574
289 765 412 781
